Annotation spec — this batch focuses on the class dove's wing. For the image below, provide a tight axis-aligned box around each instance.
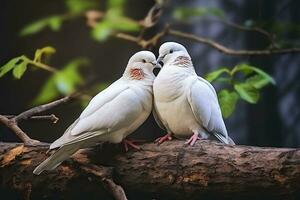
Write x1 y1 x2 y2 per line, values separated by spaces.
187 77 229 144
80 79 126 119
50 79 148 149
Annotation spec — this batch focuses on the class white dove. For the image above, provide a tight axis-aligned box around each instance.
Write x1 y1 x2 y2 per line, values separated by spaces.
33 51 158 175
153 42 235 146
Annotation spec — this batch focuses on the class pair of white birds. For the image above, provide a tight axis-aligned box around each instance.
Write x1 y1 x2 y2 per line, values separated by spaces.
33 42 235 175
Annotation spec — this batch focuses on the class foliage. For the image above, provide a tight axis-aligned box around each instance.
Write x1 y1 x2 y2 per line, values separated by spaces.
33 58 89 104
66 0 98 14
173 7 224 21
205 63 275 118
0 46 56 79
0 47 90 105
91 0 140 41
20 15 64 36
20 0 140 41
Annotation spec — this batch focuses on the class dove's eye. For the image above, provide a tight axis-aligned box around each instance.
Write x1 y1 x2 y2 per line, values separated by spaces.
142 59 146 63
169 49 174 54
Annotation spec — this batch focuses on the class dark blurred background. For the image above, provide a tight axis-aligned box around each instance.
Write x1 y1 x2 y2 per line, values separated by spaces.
0 0 299 147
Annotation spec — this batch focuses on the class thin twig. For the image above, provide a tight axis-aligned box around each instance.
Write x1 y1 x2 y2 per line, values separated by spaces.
211 19 278 48
0 94 78 145
4 114 59 123
27 60 58 73
14 95 76 122
22 57 58 73
168 29 300 56
116 25 169 49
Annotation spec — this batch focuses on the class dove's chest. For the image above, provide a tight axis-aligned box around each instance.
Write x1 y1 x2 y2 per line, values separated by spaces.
153 67 188 102
154 69 201 135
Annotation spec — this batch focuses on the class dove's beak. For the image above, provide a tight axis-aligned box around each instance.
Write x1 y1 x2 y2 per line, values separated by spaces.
152 61 161 76
157 56 164 67
151 61 158 66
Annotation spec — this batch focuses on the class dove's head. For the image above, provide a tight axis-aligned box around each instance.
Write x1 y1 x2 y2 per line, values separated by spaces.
124 51 159 81
157 42 190 67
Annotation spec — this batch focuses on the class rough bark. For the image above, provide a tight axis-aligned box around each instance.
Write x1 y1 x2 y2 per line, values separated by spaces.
1 141 300 200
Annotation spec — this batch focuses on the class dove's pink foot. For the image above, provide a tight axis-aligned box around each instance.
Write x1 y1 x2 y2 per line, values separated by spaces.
185 133 201 146
122 139 141 152
155 133 172 144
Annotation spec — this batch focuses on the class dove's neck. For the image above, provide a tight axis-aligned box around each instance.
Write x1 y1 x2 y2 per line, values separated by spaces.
163 54 196 75
164 52 194 69
155 54 196 90
123 67 155 86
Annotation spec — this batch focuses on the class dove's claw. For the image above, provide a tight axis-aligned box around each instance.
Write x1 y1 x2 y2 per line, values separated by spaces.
185 133 201 146
122 139 141 152
155 133 172 145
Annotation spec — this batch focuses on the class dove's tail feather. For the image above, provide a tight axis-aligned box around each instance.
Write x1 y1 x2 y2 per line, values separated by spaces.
33 143 79 175
227 137 235 145
33 131 107 175
213 132 235 145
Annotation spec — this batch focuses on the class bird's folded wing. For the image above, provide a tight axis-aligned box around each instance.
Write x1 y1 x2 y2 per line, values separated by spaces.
187 77 228 138
50 82 145 149
80 79 128 119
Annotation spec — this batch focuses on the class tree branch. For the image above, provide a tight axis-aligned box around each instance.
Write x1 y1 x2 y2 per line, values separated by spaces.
168 29 300 56
4 114 59 123
0 116 39 145
80 164 128 200
116 26 168 49
212 19 279 48
1 141 300 199
0 95 77 145
14 95 76 122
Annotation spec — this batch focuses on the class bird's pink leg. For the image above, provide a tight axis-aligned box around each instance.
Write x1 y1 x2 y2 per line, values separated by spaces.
185 132 201 146
155 132 173 144
122 139 141 152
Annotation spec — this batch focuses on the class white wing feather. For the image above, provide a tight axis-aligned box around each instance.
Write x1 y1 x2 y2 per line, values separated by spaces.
50 79 143 149
187 77 229 143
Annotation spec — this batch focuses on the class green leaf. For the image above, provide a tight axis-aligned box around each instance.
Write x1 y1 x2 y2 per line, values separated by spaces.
246 74 272 89
48 16 62 31
213 77 232 84
108 0 124 9
92 17 140 41
107 0 125 17
205 68 231 82
65 0 98 13
33 77 58 105
218 90 239 118
12 61 28 79
33 58 89 104
110 17 140 31
232 63 275 85
54 58 89 94
234 83 260 104
231 63 253 75
173 7 224 21
248 67 275 85
0 57 22 78
92 21 113 41
34 46 56 62
20 15 63 36
20 19 48 36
